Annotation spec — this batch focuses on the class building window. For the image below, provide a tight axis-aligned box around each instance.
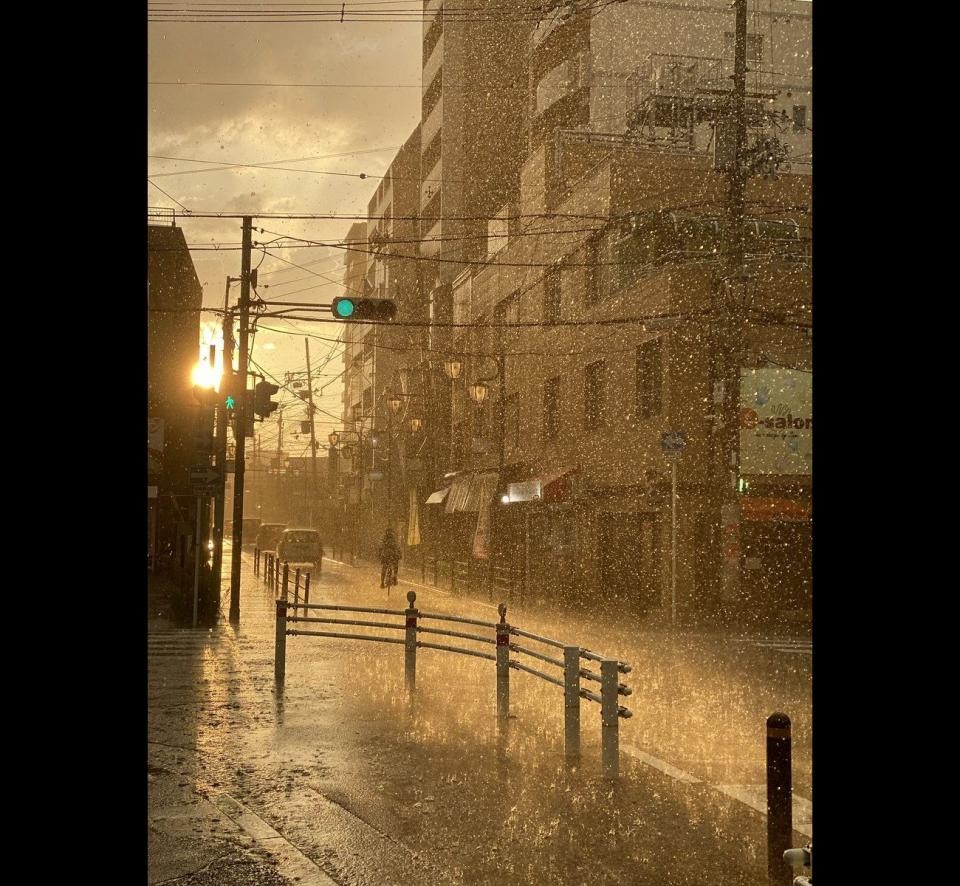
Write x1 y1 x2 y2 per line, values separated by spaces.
494 292 519 325
636 339 663 419
543 376 560 440
792 105 807 132
584 360 606 428
543 266 561 323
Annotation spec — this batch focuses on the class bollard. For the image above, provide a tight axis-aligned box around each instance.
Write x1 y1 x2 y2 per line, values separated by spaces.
275 598 287 682
496 603 510 726
404 590 418 695
767 712 793 886
601 660 620 780
564 646 581 765
282 562 289 602
303 572 310 617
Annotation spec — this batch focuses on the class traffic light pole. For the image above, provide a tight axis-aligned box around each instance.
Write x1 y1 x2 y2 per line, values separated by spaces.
229 217 253 625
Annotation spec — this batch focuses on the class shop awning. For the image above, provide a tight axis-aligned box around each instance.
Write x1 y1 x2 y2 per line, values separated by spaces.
740 497 810 522
425 487 450 505
540 466 580 502
445 476 473 513
504 466 580 504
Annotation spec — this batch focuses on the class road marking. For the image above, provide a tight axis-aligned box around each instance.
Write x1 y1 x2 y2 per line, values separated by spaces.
621 745 812 838
622 744 701 783
713 784 813 838
210 793 338 885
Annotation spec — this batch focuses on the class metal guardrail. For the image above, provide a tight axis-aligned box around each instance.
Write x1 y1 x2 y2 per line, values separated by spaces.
256 548 311 616
420 554 523 602
275 590 633 779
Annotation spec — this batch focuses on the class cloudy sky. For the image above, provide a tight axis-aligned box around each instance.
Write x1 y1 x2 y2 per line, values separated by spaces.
148 10 424 442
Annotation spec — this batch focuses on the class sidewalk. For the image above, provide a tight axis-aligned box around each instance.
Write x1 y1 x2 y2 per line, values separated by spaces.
149 552 807 884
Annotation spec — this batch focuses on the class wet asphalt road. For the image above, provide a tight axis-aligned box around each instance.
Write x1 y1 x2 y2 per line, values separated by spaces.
148 547 811 885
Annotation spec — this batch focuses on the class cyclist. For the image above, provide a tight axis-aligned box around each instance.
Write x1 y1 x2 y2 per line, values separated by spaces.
378 527 401 589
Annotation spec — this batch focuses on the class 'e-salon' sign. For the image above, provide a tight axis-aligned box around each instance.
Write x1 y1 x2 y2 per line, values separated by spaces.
739 368 811 475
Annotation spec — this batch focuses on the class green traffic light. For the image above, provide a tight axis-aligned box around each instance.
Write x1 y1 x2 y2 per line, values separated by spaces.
335 298 356 318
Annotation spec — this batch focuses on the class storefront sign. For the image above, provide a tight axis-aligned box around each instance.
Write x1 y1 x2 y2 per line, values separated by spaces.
740 368 812 475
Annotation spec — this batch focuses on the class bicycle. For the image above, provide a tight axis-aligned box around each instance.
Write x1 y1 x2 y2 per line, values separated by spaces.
382 561 398 596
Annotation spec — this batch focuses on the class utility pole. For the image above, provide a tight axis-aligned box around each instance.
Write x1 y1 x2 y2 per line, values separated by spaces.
229 216 253 625
305 338 319 527
713 0 748 615
211 286 234 607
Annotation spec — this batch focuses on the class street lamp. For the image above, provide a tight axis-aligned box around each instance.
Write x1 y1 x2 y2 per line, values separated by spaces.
442 358 463 470
387 390 403 414
467 381 489 406
328 431 340 447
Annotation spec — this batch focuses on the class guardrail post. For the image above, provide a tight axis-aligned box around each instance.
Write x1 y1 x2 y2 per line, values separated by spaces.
303 572 310 617
601 659 619 780
254 547 259 576
269 553 274 588
282 562 289 601
564 646 581 765
275 598 287 683
264 553 269 585
766 712 793 886
275 556 281 590
404 590 418 695
294 568 301 611
496 603 510 726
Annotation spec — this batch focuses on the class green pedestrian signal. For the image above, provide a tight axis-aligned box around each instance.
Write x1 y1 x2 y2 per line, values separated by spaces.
225 395 235 410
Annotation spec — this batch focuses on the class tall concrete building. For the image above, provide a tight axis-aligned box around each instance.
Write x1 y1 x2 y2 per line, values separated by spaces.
419 0 532 346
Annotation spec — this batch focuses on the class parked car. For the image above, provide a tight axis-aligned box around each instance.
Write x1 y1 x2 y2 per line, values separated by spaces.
277 528 323 572
255 522 287 553
241 517 261 547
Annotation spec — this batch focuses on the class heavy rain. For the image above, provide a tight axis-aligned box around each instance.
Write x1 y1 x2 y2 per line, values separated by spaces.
148 2 812 884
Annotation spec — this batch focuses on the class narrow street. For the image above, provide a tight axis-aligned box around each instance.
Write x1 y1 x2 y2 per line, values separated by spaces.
148 547 811 885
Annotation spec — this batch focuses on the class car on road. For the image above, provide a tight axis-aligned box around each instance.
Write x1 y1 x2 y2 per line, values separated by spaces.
277 528 323 573
241 517 261 547
255 522 287 553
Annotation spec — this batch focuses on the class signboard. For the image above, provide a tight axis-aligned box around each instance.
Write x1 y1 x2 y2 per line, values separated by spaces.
472 474 499 559
190 465 221 487
661 431 688 458
739 368 812 475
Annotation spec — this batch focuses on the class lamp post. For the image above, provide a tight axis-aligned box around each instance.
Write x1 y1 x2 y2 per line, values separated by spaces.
386 390 403 531
442 358 463 471
466 355 506 566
